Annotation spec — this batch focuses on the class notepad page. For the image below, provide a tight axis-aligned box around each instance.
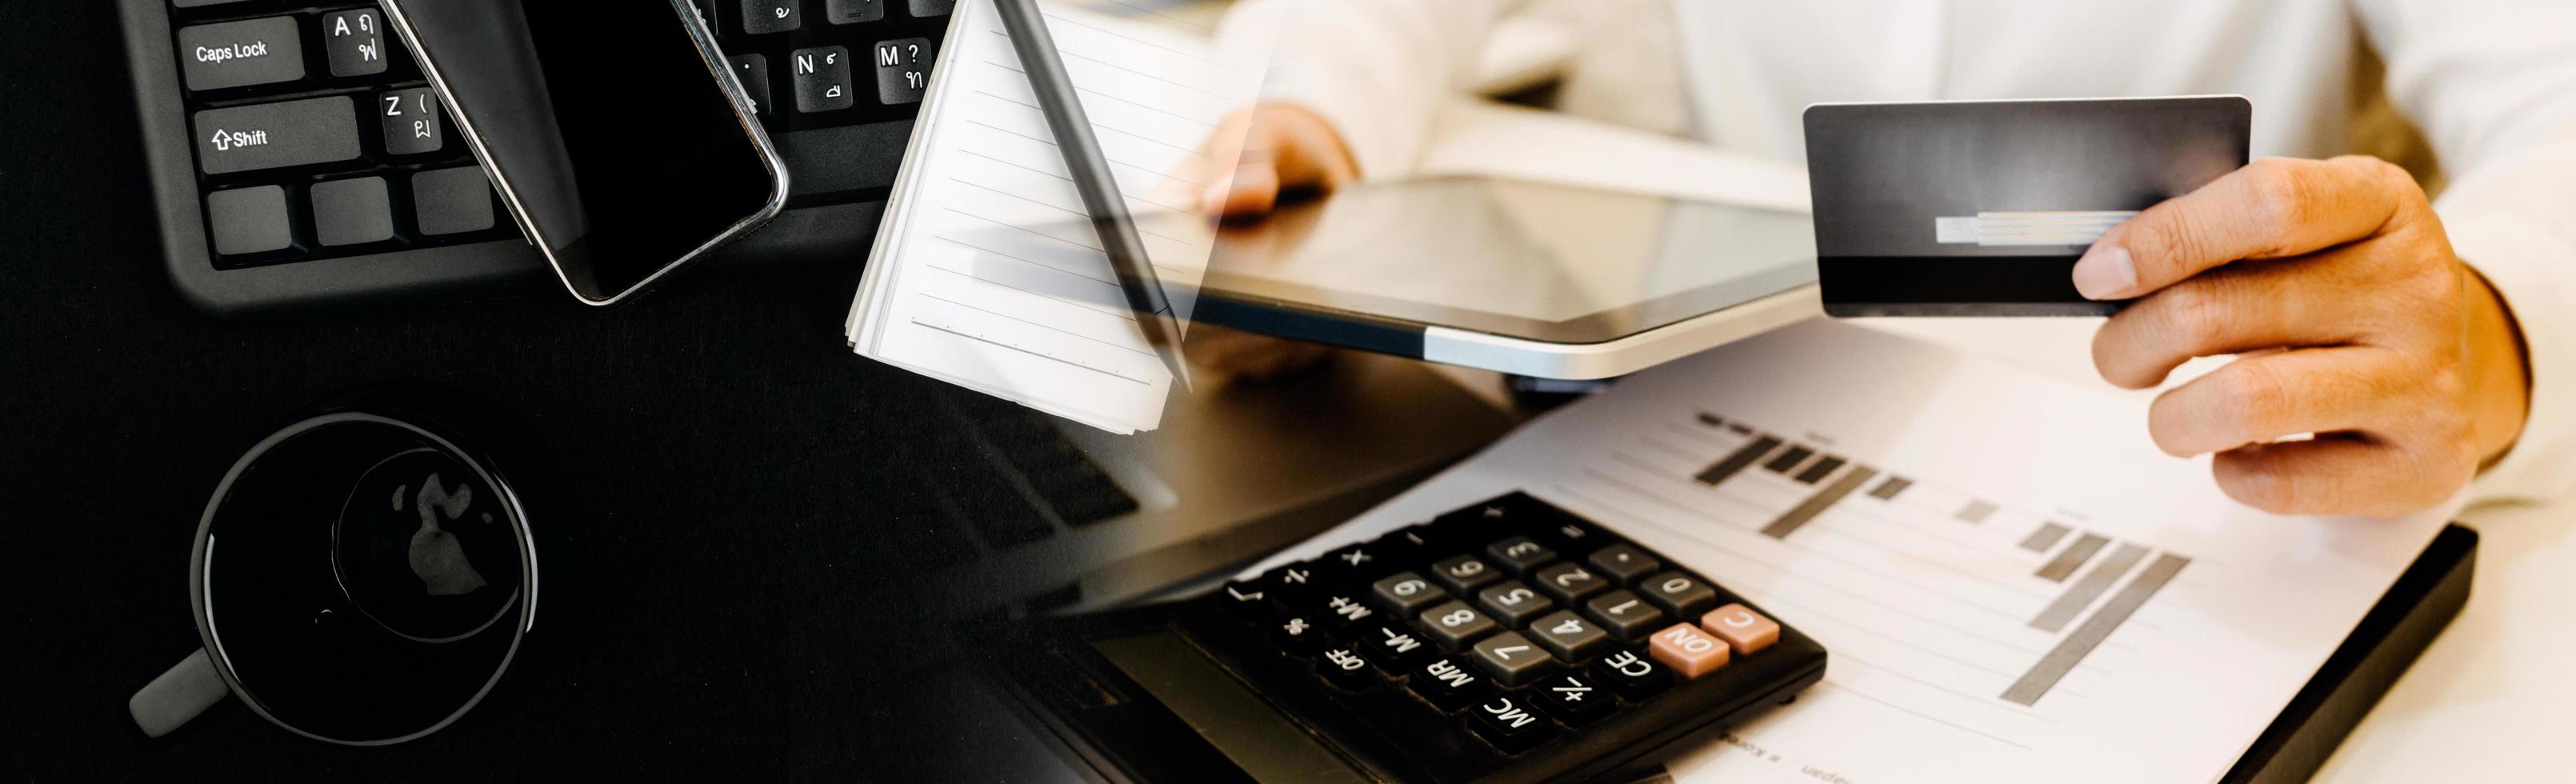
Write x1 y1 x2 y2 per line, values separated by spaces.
1242 319 2454 784
848 0 1268 434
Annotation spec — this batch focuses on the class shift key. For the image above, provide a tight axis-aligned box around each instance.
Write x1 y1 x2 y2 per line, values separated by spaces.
194 97 362 175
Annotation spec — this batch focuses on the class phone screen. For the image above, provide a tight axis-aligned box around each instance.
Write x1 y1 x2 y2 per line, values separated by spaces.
387 0 781 303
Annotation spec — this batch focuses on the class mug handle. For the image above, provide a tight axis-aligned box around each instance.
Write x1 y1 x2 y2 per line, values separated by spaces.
129 649 230 738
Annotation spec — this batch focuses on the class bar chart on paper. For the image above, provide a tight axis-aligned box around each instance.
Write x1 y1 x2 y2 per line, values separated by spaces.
1244 320 2451 784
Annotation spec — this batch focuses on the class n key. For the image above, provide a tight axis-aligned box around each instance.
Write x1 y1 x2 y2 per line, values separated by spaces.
792 46 856 113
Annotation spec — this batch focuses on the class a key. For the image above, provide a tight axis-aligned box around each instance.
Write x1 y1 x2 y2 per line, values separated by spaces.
1533 674 1613 726
1647 622 1730 678
1590 648 1672 699
1435 491 1567 533
1408 655 1495 712
410 166 494 236
1360 623 1435 670
193 97 362 174
1582 590 1670 642
1534 516 1605 552
741 0 802 34
1429 554 1502 593
1259 562 1318 600
178 17 305 91
728 54 772 118
1701 603 1782 654
1532 561 1609 604
1526 610 1611 662
873 38 935 105
791 46 856 113
1369 571 1447 615
1270 613 1326 656
1313 592 1378 631
378 88 442 156
1485 536 1557 576
310 177 393 246
1365 529 1429 566
1417 600 1497 648
1215 579 1270 622
1585 543 1662 584
1639 570 1721 618
205 186 292 255
825 0 885 23
1470 631 1555 686
907 0 954 16
1320 541 1392 580
1473 580 1555 627
1466 693 1556 752
322 9 389 78
1317 646 1374 690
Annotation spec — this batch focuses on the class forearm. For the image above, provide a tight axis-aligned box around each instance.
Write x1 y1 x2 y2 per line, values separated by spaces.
1222 0 1519 176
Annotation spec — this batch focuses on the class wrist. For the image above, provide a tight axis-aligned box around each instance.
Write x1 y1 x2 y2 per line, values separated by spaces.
2464 265 2532 466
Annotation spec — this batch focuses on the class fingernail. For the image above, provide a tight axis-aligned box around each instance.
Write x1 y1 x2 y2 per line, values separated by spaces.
2071 245 2137 300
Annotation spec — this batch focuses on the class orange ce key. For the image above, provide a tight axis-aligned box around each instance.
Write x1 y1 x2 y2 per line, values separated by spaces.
1646 622 1730 678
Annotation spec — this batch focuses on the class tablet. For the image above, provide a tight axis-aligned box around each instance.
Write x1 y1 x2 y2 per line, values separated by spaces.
1185 177 1820 379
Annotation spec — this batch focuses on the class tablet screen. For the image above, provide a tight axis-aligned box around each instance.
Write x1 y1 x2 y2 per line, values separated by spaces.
1194 178 1816 342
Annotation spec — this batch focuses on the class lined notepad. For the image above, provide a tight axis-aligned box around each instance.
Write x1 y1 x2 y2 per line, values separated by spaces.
846 0 1270 434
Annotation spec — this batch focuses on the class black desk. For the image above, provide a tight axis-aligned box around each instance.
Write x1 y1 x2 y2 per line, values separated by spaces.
0 6 1514 779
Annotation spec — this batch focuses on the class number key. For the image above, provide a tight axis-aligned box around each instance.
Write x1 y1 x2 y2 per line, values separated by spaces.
1430 554 1502 593
1526 610 1610 662
1370 571 1446 614
1418 600 1497 648
1484 535 1557 575
1640 570 1720 618
1470 631 1555 686
1582 589 1670 642
874 37 935 105
1532 561 1608 604
1473 580 1555 626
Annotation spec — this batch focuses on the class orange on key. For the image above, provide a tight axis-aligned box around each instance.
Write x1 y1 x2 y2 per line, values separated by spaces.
1700 603 1781 654
1647 622 1730 678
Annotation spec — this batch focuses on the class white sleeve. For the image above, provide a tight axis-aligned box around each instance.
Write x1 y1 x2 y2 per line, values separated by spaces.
2354 0 2576 502
1218 0 1521 177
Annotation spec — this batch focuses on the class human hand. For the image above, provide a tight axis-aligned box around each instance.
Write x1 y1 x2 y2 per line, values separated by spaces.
2076 155 2530 515
1174 105 1362 383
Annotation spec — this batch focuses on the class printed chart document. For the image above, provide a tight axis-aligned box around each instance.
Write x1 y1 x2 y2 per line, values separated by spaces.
1244 319 2455 783
846 0 1270 433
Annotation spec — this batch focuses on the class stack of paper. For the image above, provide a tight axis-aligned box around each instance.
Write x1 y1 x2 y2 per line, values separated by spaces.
846 0 1271 433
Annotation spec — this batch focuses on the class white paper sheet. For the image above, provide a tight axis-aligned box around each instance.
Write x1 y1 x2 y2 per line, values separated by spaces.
1242 319 2455 783
847 0 1268 433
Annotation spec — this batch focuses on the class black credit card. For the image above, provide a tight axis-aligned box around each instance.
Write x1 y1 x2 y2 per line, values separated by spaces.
1803 96 2250 316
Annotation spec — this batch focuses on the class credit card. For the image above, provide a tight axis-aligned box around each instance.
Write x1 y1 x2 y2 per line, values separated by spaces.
1802 96 2250 316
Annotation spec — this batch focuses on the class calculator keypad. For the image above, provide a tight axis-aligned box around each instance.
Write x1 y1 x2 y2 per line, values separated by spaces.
1191 491 1817 765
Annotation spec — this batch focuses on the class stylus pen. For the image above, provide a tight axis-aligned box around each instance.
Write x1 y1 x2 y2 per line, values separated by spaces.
990 0 1194 390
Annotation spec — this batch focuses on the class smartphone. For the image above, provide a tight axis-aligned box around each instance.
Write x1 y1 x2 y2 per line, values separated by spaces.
380 0 787 306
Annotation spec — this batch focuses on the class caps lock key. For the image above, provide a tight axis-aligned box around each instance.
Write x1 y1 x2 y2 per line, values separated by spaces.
177 17 306 91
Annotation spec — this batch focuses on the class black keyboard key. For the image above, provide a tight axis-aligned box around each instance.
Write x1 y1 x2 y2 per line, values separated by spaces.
1417 600 1497 648
174 0 254 6
1531 561 1609 604
1261 562 1319 600
1485 536 1556 575
1369 571 1447 615
742 0 802 34
1467 692 1555 752
873 38 935 105
1217 580 1271 622
1526 610 1611 662
1590 648 1672 700
1640 570 1721 618
1532 673 1613 726
1470 631 1554 686
322 9 390 78
411 166 495 235
1317 646 1374 690
205 186 292 256
1270 613 1326 656
777 122 912 196
826 0 886 23
1408 655 1494 712
378 88 443 156
1315 593 1379 632
1582 589 1670 642
1319 541 1393 579
1585 543 1662 584
1364 529 1427 564
311 176 394 246
728 54 773 117
1472 580 1554 627
178 17 304 91
1359 622 1434 670
791 46 857 113
1429 554 1502 594
907 0 954 17
194 97 362 174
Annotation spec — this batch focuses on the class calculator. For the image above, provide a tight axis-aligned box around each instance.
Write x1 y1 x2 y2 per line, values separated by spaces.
987 491 1827 783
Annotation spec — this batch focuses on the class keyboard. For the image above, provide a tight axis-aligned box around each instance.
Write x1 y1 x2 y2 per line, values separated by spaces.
997 491 1828 783
116 0 954 316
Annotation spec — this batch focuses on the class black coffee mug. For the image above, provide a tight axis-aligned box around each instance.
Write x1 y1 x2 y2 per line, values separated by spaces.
128 400 539 745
